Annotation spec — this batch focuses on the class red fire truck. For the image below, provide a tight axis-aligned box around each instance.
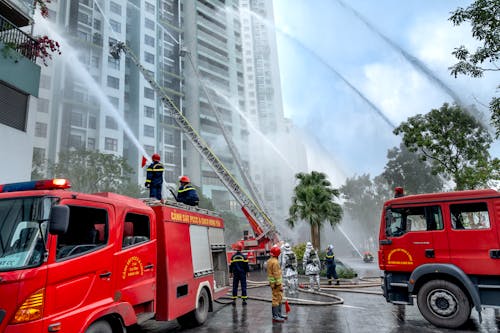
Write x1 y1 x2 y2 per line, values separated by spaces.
0 179 229 333
378 187 500 328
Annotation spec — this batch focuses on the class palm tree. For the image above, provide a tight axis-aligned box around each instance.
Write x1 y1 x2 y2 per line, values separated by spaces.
287 171 343 250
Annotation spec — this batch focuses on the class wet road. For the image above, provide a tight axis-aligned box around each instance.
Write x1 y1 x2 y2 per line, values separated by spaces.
133 258 500 333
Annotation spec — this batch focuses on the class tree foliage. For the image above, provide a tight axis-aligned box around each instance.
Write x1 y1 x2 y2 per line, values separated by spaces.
340 174 389 236
449 0 500 137
394 103 496 190
51 149 144 196
382 143 444 194
287 171 343 250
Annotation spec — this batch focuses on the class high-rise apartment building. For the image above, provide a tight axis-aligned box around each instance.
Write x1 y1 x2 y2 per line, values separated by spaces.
33 0 182 187
0 0 41 182
32 0 289 220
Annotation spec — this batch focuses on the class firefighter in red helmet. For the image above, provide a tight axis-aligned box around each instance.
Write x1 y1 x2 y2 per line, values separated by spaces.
267 245 286 322
176 175 199 206
145 153 164 200
229 241 249 305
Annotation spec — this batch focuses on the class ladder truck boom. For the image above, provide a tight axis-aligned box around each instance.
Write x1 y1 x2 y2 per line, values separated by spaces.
110 41 278 243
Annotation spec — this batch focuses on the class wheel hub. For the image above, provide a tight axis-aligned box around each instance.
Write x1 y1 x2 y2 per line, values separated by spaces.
428 289 457 317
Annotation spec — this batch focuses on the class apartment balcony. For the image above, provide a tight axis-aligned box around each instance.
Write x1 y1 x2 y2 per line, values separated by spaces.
0 0 32 27
0 12 40 96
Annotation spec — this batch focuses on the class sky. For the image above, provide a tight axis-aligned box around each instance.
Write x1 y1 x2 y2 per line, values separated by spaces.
272 0 499 186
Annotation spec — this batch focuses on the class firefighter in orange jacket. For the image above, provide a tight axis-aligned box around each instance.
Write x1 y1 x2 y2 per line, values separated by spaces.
267 245 287 322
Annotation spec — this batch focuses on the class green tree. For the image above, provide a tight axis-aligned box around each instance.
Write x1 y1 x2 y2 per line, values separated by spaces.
31 149 46 180
340 174 389 237
50 149 141 195
394 103 497 190
382 143 444 194
220 211 246 245
287 171 343 250
449 0 500 137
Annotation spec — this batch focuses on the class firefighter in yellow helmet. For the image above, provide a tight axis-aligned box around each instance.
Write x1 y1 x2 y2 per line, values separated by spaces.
267 245 287 323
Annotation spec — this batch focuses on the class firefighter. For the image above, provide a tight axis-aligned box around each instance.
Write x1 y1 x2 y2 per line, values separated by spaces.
267 245 286 323
325 244 339 285
229 241 249 305
302 242 321 291
279 242 298 297
176 176 199 206
145 153 164 200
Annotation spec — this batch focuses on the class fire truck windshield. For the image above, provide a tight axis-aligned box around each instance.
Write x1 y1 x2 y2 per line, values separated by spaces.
0 197 53 271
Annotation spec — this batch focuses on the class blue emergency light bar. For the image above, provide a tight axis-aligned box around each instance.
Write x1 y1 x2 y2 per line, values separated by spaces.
0 179 71 193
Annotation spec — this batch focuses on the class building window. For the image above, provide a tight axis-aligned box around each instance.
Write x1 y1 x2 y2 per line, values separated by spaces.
144 52 154 64
88 114 97 129
108 96 119 108
91 55 100 68
145 2 155 13
110 1 121 15
105 137 118 151
87 137 96 150
144 106 154 118
105 116 118 130
145 17 155 30
70 134 83 149
165 151 174 163
109 19 121 33
107 76 119 89
70 111 84 127
144 125 155 138
0 83 27 131
144 87 154 99
164 131 174 145
37 98 49 113
35 122 47 137
93 19 101 30
144 35 155 47
108 56 120 70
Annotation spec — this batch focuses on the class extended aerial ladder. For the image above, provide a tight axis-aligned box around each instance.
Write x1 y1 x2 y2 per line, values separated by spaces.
110 41 278 243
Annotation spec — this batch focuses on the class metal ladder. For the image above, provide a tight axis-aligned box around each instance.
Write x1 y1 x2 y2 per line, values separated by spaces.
110 42 277 241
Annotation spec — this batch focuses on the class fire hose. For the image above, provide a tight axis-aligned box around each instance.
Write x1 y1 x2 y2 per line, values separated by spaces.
216 277 382 306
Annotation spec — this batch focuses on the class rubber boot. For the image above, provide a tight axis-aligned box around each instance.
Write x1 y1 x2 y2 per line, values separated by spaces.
278 304 288 320
328 279 332 285
335 279 340 286
272 306 285 323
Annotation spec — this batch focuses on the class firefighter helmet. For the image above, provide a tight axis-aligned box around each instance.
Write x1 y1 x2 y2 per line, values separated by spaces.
152 153 161 161
179 175 190 183
233 241 243 251
283 242 291 251
270 245 281 257
306 242 313 250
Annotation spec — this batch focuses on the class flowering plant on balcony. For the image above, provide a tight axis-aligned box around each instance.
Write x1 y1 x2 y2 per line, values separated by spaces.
34 0 50 18
33 0 61 65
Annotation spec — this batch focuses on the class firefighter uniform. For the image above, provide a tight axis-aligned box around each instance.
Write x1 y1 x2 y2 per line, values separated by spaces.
267 246 286 322
303 242 321 290
229 250 249 304
325 244 339 285
279 243 298 297
145 161 164 200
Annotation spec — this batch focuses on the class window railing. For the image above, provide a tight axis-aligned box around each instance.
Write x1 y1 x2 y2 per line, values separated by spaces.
0 14 38 62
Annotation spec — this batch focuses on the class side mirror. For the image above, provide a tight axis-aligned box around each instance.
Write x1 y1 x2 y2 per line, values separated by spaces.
49 205 69 235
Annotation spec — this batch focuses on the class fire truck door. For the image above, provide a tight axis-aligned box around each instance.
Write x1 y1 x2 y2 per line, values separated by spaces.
45 204 115 322
382 205 448 272
446 201 500 275
114 217 156 306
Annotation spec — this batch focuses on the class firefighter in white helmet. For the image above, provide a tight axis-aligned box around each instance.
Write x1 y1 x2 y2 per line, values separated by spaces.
279 242 298 297
302 242 321 291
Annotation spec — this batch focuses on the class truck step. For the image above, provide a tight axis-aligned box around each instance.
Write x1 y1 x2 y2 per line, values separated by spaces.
137 312 155 325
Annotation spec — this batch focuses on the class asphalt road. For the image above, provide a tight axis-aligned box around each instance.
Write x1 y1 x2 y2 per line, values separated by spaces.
132 258 500 333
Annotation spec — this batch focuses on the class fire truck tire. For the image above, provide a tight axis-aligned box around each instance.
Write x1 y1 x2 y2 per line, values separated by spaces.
417 279 471 329
177 288 210 328
86 320 112 333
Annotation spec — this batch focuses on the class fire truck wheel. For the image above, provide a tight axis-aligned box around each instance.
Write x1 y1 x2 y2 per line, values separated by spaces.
177 288 210 328
86 320 112 333
417 279 471 329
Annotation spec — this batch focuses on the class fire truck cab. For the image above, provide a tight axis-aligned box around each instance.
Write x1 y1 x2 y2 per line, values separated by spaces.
378 188 500 328
0 179 229 333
